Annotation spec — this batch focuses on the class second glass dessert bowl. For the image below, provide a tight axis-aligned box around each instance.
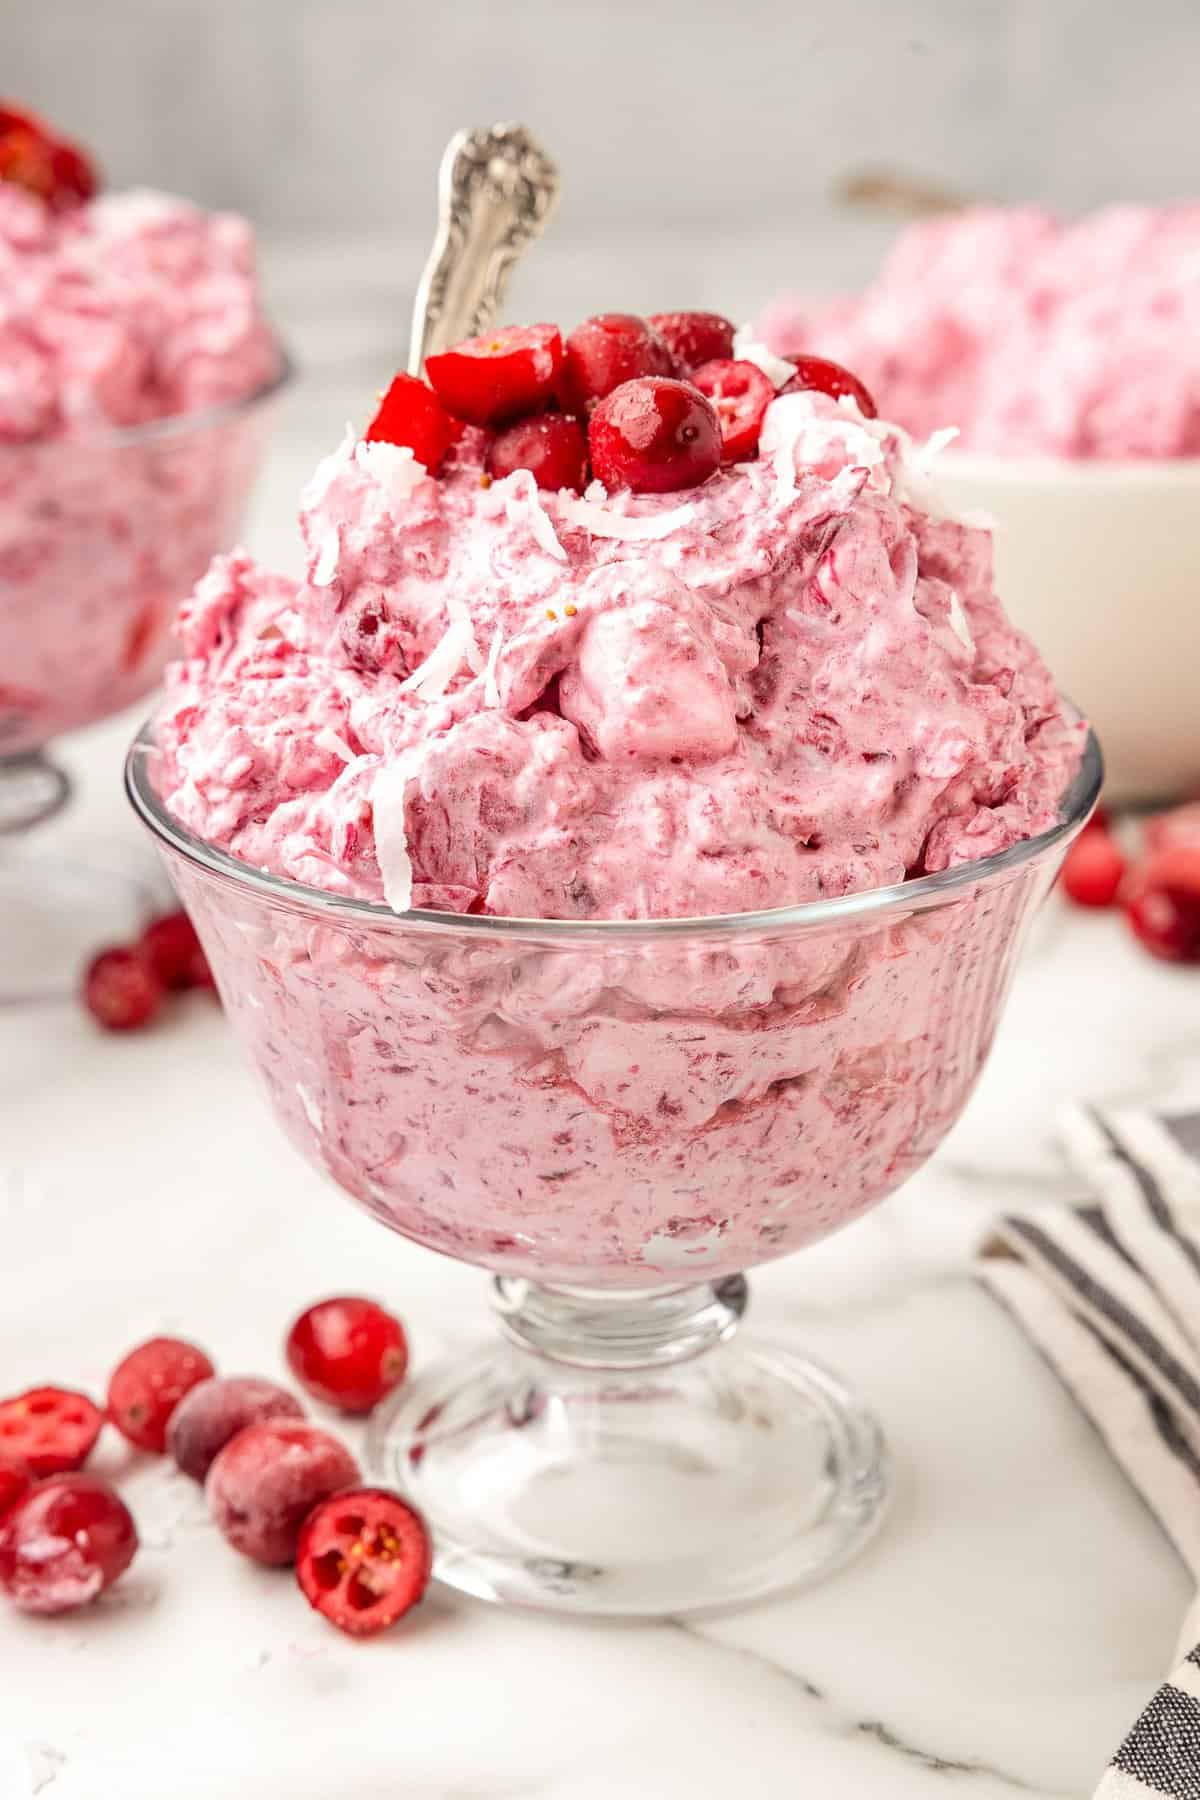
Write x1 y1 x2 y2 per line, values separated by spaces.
127 722 1101 1618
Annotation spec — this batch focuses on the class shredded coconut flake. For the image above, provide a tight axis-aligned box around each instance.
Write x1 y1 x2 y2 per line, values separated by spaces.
556 495 698 541
315 726 357 764
948 591 974 651
311 523 340 587
372 752 423 913
484 624 504 708
353 438 430 509
501 469 566 561
398 614 475 701
732 325 796 389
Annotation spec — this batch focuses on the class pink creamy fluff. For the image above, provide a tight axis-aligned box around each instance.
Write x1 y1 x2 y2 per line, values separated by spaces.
759 205 1200 459
157 388 1081 921
0 183 278 439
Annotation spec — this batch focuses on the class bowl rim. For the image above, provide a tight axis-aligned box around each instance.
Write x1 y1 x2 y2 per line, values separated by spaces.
0 341 295 453
125 716 1103 942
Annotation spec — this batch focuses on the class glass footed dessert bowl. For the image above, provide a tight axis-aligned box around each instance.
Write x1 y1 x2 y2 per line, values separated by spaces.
127 721 1101 1616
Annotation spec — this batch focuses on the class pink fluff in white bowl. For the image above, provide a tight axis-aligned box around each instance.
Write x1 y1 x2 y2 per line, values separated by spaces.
0 107 285 780
760 205 1200 798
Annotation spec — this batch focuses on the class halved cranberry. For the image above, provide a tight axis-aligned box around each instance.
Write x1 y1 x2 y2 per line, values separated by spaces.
0 1475 137 1615
285 1297 408 1416
782 354 878 418
364 373 455 472
1060 830 1125 909
647 312 736 371
425 324 563 426
0 1453 31 1518
691 359 776 462
0 1387 103 1478
296 1487 432 1637
1124 849 1200 963
207 1422 361 1566
588 377 722 495
140 910 211 992
83 946 163 1032
107 1337 216 1453
487 411 589 492
562 314 675 413
0 105 97 212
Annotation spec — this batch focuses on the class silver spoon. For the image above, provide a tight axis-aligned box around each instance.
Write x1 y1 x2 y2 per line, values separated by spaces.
408 124 559 377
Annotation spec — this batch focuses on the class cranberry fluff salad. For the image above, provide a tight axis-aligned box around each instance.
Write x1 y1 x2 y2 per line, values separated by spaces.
760 205 1200 459
0 103 280 754
152 311 1085 1285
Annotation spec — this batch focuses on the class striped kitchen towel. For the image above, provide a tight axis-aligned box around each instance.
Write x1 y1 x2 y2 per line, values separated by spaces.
980 1104 1200 1799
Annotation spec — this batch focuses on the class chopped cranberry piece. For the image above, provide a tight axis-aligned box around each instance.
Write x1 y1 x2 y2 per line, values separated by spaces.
83 946 163 1032
167 1376 305 1483
296 1487 432 1638
285 1297 408 1416
562 314 675 413
207 1422 361 1566
0 1454 30 1518
140 910 212 992
0 1475 136 1615
690 358 776 462
0 105 97 212
364 373 455 472
1124 849 1200 963
486 411 589 492
588 377 722 495
425 323 563 426
647 311 736 371
781 354 878 418
1060 830 1126 909
107 1337 216 1453
0 1387 103 1477
1144 802 1200 855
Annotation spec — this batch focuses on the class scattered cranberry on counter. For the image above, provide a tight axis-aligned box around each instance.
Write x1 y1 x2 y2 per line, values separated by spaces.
486 410 590 492
1124 848 1200 964
107 1337 216 1453
207 1421 361 1566
426 323 564 427
562 313 675 413
168 1375 305 1483
83 946 164 1032
0 1475 137 1615
0 1454 32 1518
647 311 736 372
589 376 722 495
364 371 456 471
1060 829 1126 909
1144 802 1200 855
691 358 776 463
781 353 878 418
297 1488 432 1638
140 909 212 991
0 1387 104 1477
285 1296 409 1416
0 103 97 212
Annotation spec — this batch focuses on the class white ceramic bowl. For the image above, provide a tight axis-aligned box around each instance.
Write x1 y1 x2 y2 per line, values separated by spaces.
938 452 1200 802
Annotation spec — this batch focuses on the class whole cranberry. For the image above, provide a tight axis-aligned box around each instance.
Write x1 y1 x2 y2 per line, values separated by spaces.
487 412 589 492
207 1422 361 1566
1060 829 1125 909
647 311 736 372
107 1337 216 1453
140 910 211 992
0 1475 137 1614
562 314 675 412
167 1376 305 1483
285 1297 409 1416
1124 848 1200 962
588 377 722 495
83 947 163 1032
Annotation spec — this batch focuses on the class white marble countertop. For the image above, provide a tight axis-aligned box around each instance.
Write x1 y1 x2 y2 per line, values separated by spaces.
2 239 1199 1798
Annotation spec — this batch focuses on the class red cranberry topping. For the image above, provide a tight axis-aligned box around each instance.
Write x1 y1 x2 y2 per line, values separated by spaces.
0 1453 31 1518
588 377 722 495
487 411 589 492
207 1422 361 1566
140 910 211 992
1124 849 1200 963
285 1297 408 1416
0 105 97 212
167 1376 305 1483
0 1475 137 1614
425 323 563 427
297 1487 432 1638
647 311 736 371
691 358 776 462
1060 830 1125 909
562 314 675 413
0 1387 103 1477
83 946 163 1032
782 354 877 418
364 372 455 473
107 1337 216 1453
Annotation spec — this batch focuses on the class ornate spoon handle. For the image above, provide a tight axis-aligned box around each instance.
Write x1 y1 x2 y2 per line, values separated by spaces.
408 124 559 376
